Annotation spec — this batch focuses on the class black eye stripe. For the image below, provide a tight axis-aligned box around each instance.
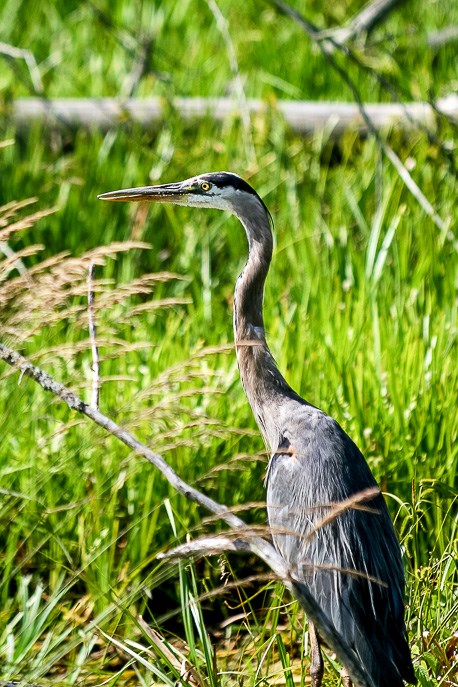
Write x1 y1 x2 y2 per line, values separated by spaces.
206 172 257 196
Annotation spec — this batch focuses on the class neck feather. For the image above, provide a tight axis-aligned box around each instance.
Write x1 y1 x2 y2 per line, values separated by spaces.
233 209 272 339
232 199 293 439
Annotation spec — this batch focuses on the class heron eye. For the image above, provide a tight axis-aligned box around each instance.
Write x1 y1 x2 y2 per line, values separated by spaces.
200 182 211 192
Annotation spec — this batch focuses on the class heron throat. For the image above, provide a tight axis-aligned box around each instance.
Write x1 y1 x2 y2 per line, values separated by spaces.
232 202 293 447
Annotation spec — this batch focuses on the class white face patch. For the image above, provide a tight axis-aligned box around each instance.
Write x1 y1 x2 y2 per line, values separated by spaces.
177 177 237 213
166 173 264 218
185 193 233 212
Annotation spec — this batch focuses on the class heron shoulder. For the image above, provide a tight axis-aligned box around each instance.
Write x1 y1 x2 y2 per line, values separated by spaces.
271 400 379 491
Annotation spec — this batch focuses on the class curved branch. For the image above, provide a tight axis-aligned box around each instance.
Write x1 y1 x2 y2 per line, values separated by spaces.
316 0 406 47
0 341 374 687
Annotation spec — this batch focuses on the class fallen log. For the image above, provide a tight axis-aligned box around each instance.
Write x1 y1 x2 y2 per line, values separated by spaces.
6 95 458 136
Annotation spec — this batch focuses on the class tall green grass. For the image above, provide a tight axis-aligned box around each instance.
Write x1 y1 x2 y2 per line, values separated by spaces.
1 0 456 100
0 0 457 683
1 118 456 684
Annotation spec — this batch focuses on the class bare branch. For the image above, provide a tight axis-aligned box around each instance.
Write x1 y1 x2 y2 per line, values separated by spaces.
270 0 451 233
0 139 15 149
0 41 44 94
0 341 375 687
317 0 406 47
382 144 448 233
427 26 458 48
157 535 251 560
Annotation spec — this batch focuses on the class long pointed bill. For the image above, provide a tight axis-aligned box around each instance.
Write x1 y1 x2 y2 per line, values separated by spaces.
97 182 191 203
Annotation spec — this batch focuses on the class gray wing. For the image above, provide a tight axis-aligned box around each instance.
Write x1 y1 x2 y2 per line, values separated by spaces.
266 404 416 687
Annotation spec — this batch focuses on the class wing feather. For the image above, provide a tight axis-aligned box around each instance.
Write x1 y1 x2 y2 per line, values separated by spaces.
266 405 416 687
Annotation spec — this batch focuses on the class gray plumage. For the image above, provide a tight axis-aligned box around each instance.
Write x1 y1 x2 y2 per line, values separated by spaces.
98 171 416 687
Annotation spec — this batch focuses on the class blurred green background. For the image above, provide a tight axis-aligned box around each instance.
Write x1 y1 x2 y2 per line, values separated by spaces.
0 1 456 685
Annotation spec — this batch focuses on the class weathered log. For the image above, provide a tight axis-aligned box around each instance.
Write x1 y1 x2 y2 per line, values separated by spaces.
6 95 458 136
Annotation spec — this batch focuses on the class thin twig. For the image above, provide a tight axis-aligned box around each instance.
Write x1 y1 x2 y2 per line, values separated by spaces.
427 26 458 48
121 34 155 99
158 534 250 559
270 0 449 233
0 341 374 687
0 41 44 95
316 0 406 47
0 139 15 149
87 261 100 409
382 144 448 233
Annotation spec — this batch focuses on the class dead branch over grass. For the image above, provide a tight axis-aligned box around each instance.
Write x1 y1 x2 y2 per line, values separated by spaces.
270 0 453 233
0 340 374 687
316 0 405 47
0 198 386 687
0 199 210 456
0 41 44 94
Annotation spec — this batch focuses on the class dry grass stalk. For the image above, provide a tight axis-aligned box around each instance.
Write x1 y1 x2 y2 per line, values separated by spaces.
0 200 187 353
137 617 206 687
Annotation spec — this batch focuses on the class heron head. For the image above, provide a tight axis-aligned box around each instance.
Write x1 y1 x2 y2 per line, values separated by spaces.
98 171 269 220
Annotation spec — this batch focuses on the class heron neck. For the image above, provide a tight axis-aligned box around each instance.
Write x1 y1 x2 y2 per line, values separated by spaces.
233 210 272 338
233 206 293 433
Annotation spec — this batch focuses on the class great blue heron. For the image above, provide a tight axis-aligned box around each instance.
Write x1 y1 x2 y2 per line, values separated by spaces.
98 172 416 687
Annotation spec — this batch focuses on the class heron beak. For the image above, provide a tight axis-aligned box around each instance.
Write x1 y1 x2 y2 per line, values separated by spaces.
97 182 191 203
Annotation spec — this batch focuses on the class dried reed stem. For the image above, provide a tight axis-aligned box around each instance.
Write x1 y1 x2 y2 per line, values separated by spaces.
87 261 100 409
